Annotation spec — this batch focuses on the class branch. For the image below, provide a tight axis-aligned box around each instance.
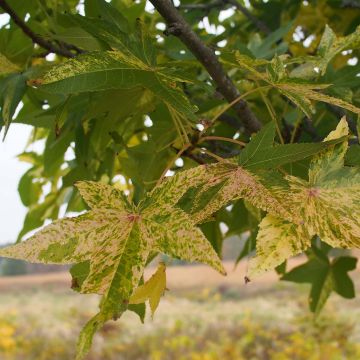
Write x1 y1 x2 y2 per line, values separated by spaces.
179 0 270 35
0 0 81 58
150 0 262 134
225 0 270 35
178 0 223 11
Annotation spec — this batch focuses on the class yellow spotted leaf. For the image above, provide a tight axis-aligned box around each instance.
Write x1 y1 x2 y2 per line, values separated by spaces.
0 166 225 359
248 215 312 278
250 118 360 277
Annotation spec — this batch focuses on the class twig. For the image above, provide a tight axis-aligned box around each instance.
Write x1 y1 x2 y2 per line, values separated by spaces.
199 148 227 162
179 0 271 35
258 86 284 144
209 85 271 125
157 143 192 186
199 136 246 147
0 0 81 58
150 0 262 134
178 0 223 11
225 0 271 35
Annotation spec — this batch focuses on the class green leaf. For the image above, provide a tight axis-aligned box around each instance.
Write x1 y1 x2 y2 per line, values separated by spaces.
282 253 357 314
38 49 196 142
237 115 347 171
241 138 347 171
129 262 166 317
346 145 360 167
84 0 129 33
1 73 27 137
317 24 360 75
238 122 276 165
0 53 20 75
17 168 42 207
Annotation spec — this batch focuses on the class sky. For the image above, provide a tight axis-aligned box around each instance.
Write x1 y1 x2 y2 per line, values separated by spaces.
0 124 32 244
0 12 33 244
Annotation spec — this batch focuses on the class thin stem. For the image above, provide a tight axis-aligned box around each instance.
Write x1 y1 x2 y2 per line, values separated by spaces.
210 85 271 125
156 143 191 186
258 86 284 144
225 0 271 35
199 136 246 147
290 114 302 143
199 148 227 162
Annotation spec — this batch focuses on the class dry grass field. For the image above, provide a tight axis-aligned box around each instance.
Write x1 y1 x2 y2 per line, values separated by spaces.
0 260 359 359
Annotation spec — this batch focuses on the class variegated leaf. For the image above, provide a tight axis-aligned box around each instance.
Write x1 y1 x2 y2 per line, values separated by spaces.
248 215 312 278
285 118 360 249
0 174 225 359
234 51 360 117
250 118 360 277
191 162 294 224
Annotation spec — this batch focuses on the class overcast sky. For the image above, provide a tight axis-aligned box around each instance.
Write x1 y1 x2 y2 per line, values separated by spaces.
0 124 32 244
0 12 32 244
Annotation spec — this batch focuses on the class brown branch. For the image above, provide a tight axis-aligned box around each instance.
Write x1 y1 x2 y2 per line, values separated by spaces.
225 0 271 35
178 0 223 11
179 0 270 35
0 0 81 58
150 0 262 134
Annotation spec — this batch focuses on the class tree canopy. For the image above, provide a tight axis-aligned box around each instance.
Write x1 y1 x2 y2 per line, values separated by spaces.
0 0 359 358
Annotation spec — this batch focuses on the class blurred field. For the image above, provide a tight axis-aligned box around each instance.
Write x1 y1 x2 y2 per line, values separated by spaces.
0 260 359 359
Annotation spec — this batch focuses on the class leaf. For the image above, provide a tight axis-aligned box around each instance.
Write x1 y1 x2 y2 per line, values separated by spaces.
239 138 346 171
316 25 360 75
282 253 357 314
248 215 312 278
247 118 360 277
234 52 360 117
265 118 360 252
191 162 294 224
35 23 197 141
0 170 225 359
277 82 360 116
345 145 360 167
238 122 276 165
129 262 166 317
0 53 20 75
192 122 347 224
1 73 27 137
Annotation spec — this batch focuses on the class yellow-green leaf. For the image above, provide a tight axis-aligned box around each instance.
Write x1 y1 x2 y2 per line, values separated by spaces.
248 215 312 278
0 170 225 359
130 262 166 317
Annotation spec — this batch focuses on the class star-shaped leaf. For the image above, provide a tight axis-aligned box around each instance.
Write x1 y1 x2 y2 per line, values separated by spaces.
0 166 225 359
282 250 357 314
282 118 360 249
190 123 344 224
235 52 360 118
33 22 197 143
129 262 167 317
249 118 360 277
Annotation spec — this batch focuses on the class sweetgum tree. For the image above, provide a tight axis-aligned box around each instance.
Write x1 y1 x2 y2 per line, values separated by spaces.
0 0 359 358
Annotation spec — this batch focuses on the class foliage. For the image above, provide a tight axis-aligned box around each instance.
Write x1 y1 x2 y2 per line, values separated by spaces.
0 0 359 357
